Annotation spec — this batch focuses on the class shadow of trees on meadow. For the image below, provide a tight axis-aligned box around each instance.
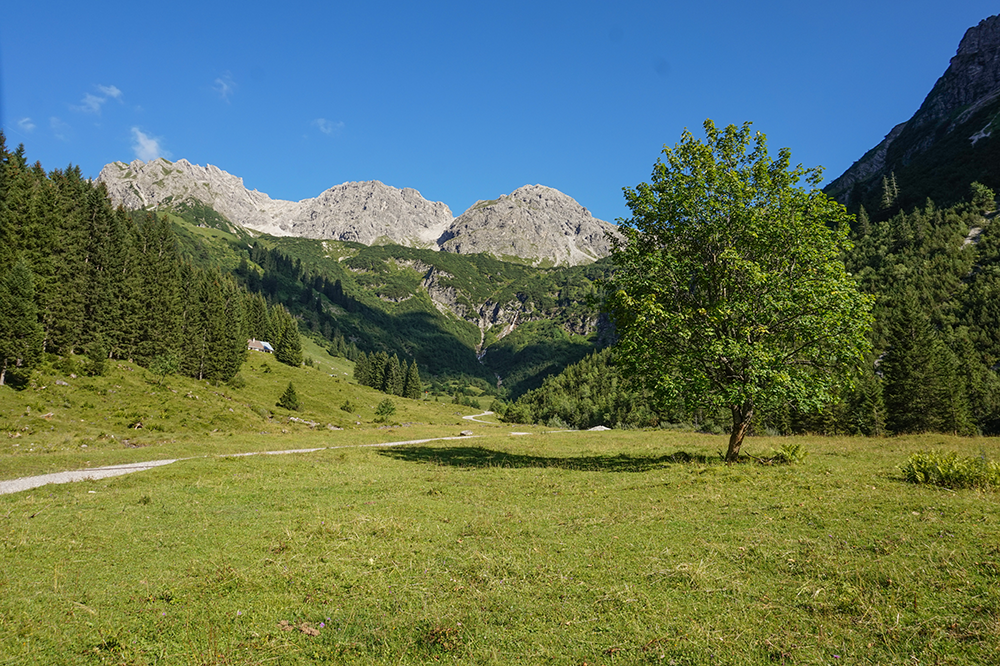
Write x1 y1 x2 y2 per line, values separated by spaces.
378 446 717 473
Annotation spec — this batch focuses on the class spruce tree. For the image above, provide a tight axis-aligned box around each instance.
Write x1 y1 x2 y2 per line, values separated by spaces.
277 381 300 411
274 309 302 367
382 354 402 395
882 291 944 434
403 360 422 399
353 351 369 384
0 258 44 386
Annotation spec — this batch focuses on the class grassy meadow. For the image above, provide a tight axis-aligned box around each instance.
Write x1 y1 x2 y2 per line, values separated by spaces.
2 351 1000 664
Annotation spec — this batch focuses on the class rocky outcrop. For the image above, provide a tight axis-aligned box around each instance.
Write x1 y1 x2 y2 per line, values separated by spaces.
99 161 618 265
826 14 1000 205
98 158 453 247
441 185 620 267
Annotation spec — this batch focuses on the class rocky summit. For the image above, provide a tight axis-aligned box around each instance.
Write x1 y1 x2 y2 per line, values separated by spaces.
825 14 1000 208
98 159 454 247
98 160 617 266
439 185 619 267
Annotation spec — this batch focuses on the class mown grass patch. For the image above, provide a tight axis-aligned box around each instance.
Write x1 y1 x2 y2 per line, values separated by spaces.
1 431 999 664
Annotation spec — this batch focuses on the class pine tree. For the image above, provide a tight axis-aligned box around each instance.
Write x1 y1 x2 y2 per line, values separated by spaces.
277 381 300 411
882 291 946 433
129 213 184 364
848 365 887 436
368 352 389 390
0 258 44 386
403 360 422 399
382 354 402 395
274 308 302 367
353 351 369 384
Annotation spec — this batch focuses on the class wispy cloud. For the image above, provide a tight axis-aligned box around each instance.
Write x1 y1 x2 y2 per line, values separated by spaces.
18 117 36 133
72 84 124 114
313 118 345 136
214 72 236 102
131 127 170 161
74 93 106 114
50 117 70 140
98 84 123 100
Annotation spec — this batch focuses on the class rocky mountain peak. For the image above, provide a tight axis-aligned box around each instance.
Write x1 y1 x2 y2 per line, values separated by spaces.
825 14 1000 206
98 159 453 245
99 161 617 265
440 185 619 267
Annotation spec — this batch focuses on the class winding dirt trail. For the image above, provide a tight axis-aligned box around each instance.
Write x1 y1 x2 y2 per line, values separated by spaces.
0 434 483 496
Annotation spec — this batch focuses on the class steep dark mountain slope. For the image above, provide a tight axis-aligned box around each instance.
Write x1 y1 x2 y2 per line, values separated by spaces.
826 14 1000 213
161 205 611 397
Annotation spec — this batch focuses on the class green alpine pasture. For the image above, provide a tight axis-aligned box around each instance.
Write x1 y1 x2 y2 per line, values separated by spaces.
2 362 999 665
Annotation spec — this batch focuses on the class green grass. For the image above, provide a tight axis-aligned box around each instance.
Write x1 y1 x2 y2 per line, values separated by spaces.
2 428 999 664
0 348 489 482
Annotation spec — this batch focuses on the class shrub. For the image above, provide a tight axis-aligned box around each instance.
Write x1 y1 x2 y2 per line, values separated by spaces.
340 399 355 413
374 398 396 423
148 353 180 385
900 450 1000 490
770 441 808 465
276 382 301 411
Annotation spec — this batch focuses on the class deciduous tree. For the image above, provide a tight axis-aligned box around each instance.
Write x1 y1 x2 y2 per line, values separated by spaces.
606 120 873 461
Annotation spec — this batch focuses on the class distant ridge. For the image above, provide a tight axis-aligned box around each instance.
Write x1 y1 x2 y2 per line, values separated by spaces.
99 159 617 266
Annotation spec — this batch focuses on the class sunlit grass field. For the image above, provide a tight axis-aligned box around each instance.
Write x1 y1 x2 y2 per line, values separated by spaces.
2 350 999 664
2 424 999 664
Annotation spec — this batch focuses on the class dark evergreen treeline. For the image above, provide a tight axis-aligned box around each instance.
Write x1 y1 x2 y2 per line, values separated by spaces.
0 135 300 386
352 351 422 399
496 349 667 429
503 187 1000 436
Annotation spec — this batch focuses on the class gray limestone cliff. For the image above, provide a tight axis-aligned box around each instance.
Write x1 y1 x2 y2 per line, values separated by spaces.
99 160 617 265
98 158 453 247
440 185 620 267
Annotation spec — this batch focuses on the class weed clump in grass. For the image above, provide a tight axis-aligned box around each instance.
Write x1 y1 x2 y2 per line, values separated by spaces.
900 450 1000 490
769 441 808 465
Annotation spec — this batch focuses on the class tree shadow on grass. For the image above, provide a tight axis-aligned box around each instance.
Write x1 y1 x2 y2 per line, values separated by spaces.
378 446 718 473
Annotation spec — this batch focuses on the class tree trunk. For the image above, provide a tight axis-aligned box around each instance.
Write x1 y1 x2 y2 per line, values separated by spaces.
726 401 754 462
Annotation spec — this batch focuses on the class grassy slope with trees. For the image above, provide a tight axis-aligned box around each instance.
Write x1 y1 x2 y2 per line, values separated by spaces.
501 180 1000 439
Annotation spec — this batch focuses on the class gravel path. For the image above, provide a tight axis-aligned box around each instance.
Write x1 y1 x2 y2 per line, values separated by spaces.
0 435 482 496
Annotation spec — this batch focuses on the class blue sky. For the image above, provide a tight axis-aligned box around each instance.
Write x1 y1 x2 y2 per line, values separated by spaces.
2 1 998 224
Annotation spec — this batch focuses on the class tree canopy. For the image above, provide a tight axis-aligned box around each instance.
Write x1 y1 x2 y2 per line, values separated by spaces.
606 120 874 461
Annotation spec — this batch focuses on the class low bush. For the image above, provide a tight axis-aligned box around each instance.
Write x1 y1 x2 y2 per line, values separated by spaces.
900 450 1000 490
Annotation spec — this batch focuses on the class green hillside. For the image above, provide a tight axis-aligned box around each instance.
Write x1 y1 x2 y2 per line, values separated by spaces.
160 204 611 399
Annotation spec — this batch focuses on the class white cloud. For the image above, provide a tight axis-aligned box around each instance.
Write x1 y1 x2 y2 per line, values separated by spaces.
313 118 345 136
18 117 36 133
97 84 123 99
72 85 123 114
50 117 70 140
75 93 106 114
130 127 170 161
214 72 236 101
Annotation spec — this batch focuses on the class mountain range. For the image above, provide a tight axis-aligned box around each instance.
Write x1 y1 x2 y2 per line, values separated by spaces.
98 159 618 268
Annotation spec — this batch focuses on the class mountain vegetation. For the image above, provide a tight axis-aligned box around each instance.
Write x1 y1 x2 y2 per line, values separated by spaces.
7 14 1000 444
0 135 301 387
